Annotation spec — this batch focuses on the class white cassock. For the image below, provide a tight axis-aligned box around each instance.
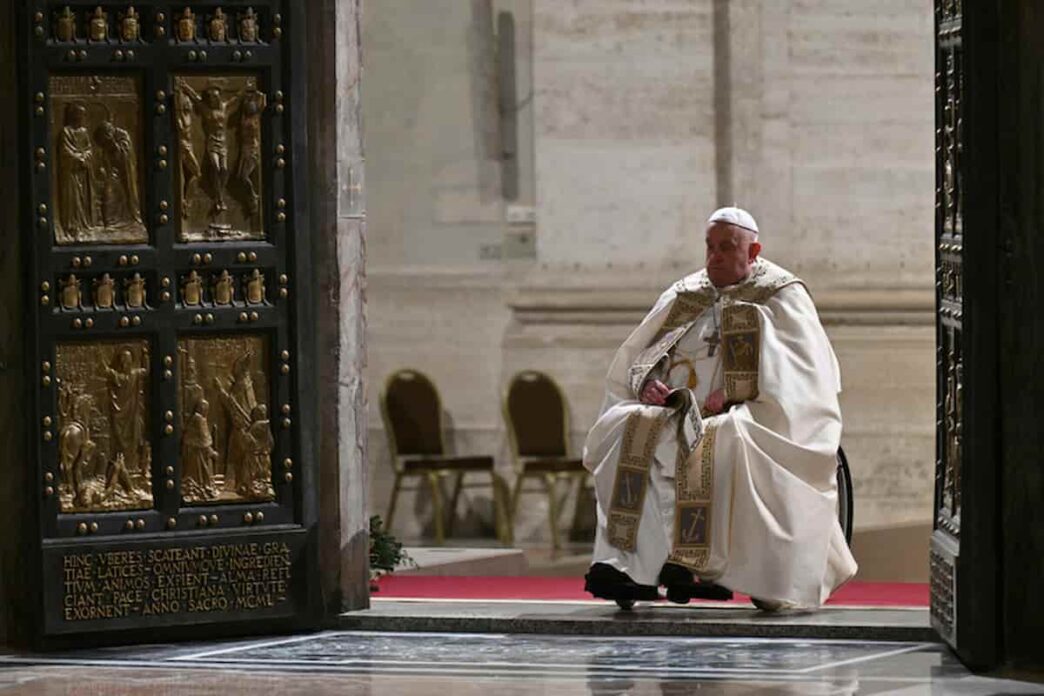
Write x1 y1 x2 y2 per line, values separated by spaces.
583 258 857 608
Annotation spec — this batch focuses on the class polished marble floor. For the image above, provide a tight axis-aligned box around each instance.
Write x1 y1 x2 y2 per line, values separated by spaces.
0 631 1041 694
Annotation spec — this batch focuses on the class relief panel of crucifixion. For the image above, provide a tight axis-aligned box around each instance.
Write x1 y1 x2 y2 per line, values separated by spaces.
173 73 267 242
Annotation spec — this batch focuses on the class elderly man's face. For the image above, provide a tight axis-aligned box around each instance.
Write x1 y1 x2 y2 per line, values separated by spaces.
705 222 761 288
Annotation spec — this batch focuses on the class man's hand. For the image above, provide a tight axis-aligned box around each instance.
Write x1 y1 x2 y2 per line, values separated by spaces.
703 389 726 415
640 379 671 406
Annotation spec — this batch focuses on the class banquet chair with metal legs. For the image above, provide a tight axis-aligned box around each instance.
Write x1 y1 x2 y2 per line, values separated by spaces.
381 369 511 545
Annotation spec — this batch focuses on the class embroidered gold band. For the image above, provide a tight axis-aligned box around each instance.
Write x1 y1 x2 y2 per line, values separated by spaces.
606 407 669 552
668 424 716 572
722 303 760 403
628 291 714 397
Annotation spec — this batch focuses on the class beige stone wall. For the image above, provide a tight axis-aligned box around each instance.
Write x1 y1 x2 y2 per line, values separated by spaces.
362 0 936 578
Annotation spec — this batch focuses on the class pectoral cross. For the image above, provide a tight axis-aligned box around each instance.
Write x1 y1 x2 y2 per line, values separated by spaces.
703 330 721 357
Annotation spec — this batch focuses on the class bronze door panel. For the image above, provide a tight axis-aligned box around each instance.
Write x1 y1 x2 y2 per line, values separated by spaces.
173 74 266 242
55 340 153 513
178 334 276 505
49 74 147 245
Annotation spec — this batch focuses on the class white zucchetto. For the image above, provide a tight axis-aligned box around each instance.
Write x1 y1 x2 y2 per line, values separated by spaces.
707 206 759 235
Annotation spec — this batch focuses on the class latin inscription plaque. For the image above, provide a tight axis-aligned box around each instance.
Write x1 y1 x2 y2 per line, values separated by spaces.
44 530 308 634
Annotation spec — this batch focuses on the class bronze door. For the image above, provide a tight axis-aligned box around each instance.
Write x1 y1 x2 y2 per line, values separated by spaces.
20 1 318 640
932 0 964 653
931 0 1003 669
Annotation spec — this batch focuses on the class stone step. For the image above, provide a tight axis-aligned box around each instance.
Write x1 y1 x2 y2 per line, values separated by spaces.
340 599 937 642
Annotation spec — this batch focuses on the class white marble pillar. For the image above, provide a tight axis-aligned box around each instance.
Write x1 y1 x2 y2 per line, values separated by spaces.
308 0 370 613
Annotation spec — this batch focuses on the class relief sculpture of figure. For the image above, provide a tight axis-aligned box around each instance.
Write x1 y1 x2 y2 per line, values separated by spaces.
177 80 244 220
215 353 258 497
89 6 108 42
177 7 197 42
94 118 144 231
93 273 115 309
174 78 203 220
246 268 265 304
105 348 149 477
120 6 141 42
246 404 275 498
213 270 234 305
57 103 97 242
56 6 77 42
181 270 204 305
60 274 82 310
182 399 219 501
58 383 99 508
179 349 206 419
125 272 147 308
208 8 228 41
236 89 266 219
239 8 258 42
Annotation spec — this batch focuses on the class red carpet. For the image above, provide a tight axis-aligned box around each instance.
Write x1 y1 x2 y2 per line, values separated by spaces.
374 575 928 607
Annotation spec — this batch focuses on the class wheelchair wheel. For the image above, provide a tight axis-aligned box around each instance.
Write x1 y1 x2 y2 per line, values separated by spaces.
836 447 854 547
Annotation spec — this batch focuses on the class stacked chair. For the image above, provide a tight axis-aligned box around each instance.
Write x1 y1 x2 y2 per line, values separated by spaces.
380 369 511 545
502 370 589 551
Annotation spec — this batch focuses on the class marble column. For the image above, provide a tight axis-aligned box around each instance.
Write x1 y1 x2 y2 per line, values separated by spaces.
308 0 370 614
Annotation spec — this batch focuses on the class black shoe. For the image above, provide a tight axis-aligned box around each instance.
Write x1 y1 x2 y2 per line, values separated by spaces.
658 562 734 604
584 563 659 602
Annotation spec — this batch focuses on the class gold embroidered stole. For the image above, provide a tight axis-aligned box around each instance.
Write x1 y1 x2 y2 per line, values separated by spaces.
627 285 716 398
606 406 670 551
668 424 716 569
722 303 761 403
606 258 801 567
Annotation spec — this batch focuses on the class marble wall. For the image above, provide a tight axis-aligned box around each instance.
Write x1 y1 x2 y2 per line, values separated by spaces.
361 0 936 579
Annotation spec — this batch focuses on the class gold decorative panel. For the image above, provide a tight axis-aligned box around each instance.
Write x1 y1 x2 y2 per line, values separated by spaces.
173 74 266 242
177 335 274 504
55 341 153 512
49 75 146 245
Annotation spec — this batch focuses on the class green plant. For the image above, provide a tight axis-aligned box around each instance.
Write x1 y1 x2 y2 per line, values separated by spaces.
369 515 412 582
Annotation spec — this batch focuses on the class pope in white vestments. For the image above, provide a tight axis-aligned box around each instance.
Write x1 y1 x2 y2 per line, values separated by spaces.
583 207 857 610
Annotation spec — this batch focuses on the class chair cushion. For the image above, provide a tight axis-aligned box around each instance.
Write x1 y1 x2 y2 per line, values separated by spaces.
522 457 585 474
401 456 496 472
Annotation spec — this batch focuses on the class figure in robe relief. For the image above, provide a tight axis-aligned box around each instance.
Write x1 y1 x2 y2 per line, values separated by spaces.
95 117 145 235
182 399 219 501
214 353 266 499
106 348 150 477
57 103 97 242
